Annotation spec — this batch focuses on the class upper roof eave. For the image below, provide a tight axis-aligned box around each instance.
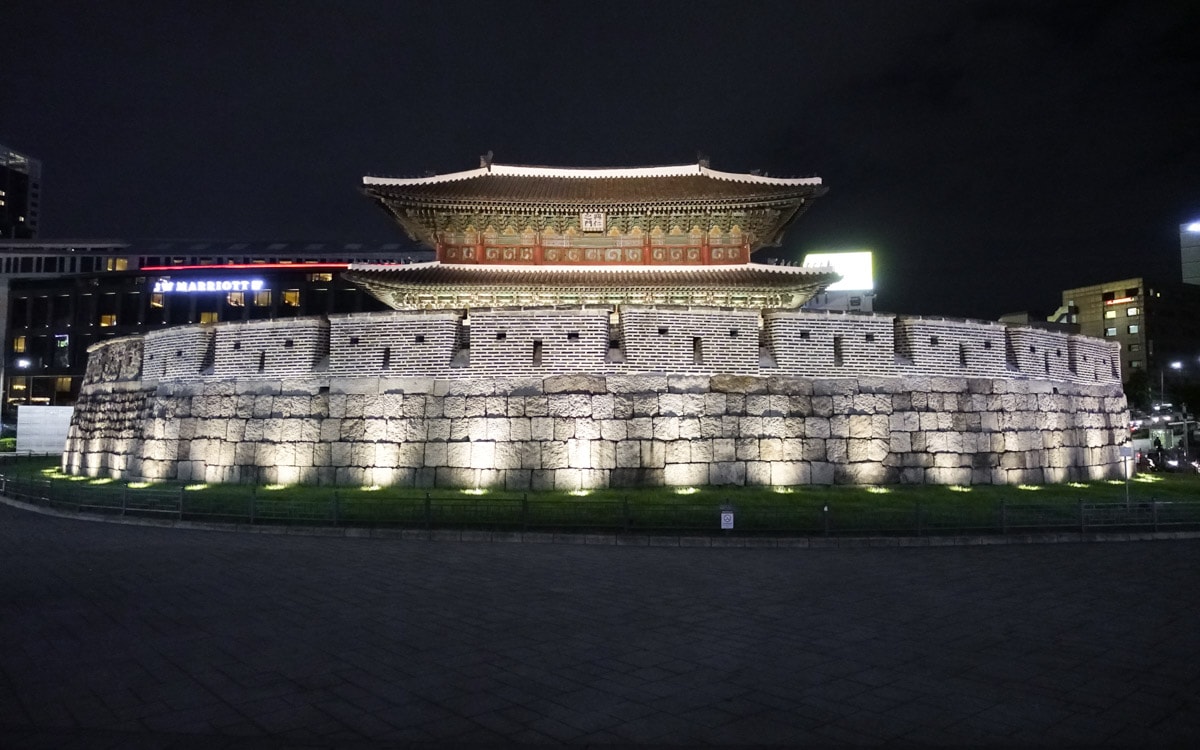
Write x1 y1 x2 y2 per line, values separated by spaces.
363 163 822 188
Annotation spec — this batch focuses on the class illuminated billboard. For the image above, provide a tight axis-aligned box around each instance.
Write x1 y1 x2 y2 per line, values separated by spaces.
801 251 873 291
152 278 265 294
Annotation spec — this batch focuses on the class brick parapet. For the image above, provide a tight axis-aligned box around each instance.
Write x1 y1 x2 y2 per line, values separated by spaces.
92 308 1122 388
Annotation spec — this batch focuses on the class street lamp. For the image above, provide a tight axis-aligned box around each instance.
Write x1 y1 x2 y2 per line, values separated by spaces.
1161 360 1183 408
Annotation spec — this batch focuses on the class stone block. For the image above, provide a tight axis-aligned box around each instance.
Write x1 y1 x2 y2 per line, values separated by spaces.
641 440 666 468
590 394 615 419
523 396 549 417
615 441 641 468
590 440 616 470
553 468 585 491
768 376 812 395
770 461 809 486
667 374 709 393
703 393 727 415
606 374 668 393
599 419 627 441
505 469 532 490
549 393 592 418
530 469 555 491
543 373 606 394
652 417 680 441
529 416 554 441
745 461 771 486
710 374 768 394
541 441 568 469
627 417 653 440
553 417 576 440
575 418 601 440
704 462 744 486
826 438 847 462
665 440 691 463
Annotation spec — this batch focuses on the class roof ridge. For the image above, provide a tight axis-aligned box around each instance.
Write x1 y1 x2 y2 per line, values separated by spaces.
363 164 821 187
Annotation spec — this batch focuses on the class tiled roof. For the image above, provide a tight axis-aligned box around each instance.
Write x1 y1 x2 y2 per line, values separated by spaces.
345 261 839 290
362 163 825 207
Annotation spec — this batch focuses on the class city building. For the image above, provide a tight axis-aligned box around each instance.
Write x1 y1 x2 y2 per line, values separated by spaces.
1 144 41 239
2 240 430 420
64 160 1127 488
1182 220 1200 286
1056 276 1200 394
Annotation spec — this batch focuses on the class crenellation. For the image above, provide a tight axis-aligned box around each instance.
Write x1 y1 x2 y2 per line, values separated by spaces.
66 307 1129 487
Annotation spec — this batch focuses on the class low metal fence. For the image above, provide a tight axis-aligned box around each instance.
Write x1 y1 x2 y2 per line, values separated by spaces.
4 471 1200 536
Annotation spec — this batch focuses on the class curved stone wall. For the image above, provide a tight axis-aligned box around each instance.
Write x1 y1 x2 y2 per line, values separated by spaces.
63 308 1129 487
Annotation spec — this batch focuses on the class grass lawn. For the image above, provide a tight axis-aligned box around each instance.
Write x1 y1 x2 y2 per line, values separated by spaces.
3 454 1198 534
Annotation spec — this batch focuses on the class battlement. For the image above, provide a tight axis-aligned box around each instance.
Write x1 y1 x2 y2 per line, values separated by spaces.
91 307 1120 387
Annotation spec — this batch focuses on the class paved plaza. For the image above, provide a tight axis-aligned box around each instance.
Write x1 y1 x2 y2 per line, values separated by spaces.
1 503 1199 747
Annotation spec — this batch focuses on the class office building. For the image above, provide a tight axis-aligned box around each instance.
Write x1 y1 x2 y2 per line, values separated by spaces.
2 240 430 420
1183 220 1200 286
1 145 41 239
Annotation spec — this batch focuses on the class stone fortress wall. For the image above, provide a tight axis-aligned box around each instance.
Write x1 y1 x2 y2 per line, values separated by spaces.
63 307 1129 488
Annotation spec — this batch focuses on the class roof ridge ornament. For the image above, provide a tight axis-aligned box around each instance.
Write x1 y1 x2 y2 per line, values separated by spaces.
480 151 494 171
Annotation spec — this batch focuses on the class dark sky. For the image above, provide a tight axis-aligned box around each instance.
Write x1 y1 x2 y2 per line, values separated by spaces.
3 0 1198 319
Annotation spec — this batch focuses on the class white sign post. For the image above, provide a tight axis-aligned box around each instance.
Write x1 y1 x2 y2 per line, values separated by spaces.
1120 445 1133 508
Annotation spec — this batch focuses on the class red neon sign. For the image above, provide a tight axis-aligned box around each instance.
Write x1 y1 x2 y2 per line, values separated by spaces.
139 262 350 272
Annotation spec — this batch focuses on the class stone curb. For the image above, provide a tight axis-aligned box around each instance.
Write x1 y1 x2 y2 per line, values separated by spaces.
5 493 1199 548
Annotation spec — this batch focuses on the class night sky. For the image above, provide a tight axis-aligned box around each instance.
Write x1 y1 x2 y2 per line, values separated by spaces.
3 1 1198 319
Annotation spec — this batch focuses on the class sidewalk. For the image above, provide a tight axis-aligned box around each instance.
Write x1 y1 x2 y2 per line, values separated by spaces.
2 501 1198 747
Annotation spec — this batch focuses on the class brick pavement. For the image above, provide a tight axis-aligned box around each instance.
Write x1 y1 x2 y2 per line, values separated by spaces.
1 502 1198 747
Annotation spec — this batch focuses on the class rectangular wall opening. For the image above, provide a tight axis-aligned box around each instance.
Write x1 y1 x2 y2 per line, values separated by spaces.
833 335 844 366
692 337 703 365
382 346 391 370
532 339 543 366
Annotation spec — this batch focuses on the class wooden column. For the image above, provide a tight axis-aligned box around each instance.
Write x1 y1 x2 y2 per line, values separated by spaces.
534 232 544 265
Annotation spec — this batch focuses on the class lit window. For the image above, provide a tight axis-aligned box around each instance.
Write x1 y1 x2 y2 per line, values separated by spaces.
150 293 164 308
13 336 26 353
199 312 218 324
1127 307 1138 316
1128 324 1139 334
10 376 27 392
227 291 245 307
105 258 128 271
307 272 333 282
1104 310 1116 319
99 314 117 327
1130 360 1142 369
55 377 72 392
283 289 300 307
253 290 271 307
1104 327 1117 336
